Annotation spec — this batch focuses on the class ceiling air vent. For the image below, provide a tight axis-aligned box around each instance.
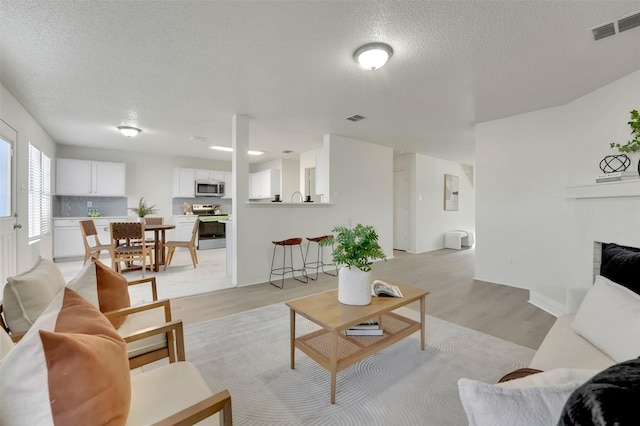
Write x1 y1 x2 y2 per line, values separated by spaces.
592 22 616 40
591 10 640 41
282 150 293 154
618 11 640 33
346 114 366 122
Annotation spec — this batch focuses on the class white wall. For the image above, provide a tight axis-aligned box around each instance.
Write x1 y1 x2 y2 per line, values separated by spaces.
1 84 57 272
394 153 475 253
234 134 393 286
475 69 640 313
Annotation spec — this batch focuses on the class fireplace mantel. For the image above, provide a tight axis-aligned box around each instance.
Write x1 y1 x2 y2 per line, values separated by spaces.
566 180 640 199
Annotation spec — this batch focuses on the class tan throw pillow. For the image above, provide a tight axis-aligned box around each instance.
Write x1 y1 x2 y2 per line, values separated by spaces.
0 288 131 425
66 260 131 329
94 260 131 328
3 257 66 334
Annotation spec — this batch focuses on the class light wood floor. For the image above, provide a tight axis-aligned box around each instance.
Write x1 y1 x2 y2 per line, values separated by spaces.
172 247 556 350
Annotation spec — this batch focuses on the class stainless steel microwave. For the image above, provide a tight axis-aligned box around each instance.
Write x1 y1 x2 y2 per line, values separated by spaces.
195 180 225 197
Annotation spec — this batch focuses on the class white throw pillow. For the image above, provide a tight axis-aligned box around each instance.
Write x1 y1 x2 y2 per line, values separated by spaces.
2 257 66 333
458 369 598 426
571 275 640 363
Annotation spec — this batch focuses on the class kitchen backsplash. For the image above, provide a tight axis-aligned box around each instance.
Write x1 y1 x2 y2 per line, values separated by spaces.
172 197 232 215
54 196 128 217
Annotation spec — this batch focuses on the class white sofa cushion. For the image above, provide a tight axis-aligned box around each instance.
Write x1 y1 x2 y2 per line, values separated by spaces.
571 275 640 363
3 257 66 334
458 368 598 426
128 361 218 425
529 315 615 371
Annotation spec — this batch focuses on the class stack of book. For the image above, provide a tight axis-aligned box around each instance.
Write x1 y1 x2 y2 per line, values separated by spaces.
596 171 639 183
345 319 383 336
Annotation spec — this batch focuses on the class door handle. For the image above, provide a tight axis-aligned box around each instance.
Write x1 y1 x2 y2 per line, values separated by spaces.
13 223 22 229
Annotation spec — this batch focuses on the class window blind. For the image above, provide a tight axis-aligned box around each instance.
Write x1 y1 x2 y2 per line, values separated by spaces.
28 144 51 240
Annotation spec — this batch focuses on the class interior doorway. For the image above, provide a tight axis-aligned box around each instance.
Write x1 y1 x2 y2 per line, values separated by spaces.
393 170 409 251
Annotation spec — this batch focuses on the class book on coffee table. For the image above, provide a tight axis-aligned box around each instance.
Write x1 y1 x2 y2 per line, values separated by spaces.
345 328 384 336
349 319 380 330
371 280 404 298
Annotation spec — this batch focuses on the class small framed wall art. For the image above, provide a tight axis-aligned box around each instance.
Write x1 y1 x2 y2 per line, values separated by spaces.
444 174 459 211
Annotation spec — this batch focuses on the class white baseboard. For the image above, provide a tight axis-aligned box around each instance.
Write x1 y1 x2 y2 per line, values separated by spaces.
528 291 566 318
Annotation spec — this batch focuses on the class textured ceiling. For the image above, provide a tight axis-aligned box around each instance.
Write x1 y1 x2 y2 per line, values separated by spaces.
1 1 640 164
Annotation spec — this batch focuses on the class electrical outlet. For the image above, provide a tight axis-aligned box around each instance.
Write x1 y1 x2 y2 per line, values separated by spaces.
87 201 92 207
508 256 516 265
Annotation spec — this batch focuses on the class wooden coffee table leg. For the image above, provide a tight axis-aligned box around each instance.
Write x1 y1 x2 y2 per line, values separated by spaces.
330 330 338 404
420 295 426 350
290 309 296 369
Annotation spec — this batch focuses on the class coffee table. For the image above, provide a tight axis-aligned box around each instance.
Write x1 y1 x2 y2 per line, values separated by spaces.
285 282 429 403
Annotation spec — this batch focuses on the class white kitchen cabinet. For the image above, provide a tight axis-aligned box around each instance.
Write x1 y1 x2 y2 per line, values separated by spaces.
56 159 126 196
53 217 127 260
172 215 199 243
195 169 225 181
221 171 232 199
174 168 196 197
249 169 280 199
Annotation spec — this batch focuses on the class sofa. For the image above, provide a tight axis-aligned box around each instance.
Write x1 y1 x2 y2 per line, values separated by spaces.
458 273 640 426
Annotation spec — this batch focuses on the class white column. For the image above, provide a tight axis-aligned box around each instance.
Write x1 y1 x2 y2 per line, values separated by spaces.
231 114 250 286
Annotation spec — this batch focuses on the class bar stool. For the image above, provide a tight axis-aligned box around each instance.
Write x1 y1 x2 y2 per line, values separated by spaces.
269 238 308 289
304 235 338 280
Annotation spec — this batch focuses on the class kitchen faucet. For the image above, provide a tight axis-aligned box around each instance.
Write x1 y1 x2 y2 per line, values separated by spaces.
291 191 303 203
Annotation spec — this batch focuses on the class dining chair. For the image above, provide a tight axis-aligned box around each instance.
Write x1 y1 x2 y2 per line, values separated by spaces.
79 219 112 265
110 222 154 277
144 216 164 225
164 218 199 270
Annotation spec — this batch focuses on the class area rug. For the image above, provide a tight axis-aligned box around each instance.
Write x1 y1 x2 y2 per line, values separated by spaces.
182 302 535 425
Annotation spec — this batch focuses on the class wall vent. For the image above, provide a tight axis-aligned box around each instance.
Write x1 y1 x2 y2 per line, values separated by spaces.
346 114 366 122
591 10 640 40
618 11 640 33
592 22 616 40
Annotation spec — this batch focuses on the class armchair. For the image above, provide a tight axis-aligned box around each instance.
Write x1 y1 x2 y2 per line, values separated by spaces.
2 258 179 369
0 290 232 425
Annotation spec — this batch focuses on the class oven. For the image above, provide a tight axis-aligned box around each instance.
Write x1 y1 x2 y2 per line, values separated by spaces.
197 216 227 249
192 203 228 250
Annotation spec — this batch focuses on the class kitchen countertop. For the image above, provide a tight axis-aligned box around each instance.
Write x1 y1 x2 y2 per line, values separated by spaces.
54 216 129 220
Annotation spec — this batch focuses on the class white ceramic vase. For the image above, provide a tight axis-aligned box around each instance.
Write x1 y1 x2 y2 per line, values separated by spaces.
138 216 145 223
338 267 372 305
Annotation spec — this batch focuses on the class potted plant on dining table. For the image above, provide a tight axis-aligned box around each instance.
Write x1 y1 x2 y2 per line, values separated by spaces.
129 197 157 222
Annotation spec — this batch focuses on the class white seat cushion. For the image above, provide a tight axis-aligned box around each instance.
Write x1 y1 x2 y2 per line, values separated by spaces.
128 361 218 425
118 307 167 358
529 315 615 371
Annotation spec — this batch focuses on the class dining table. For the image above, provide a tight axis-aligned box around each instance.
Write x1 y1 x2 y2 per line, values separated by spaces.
144 223 176 272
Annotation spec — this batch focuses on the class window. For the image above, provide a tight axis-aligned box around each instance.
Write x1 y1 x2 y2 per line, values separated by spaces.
28 144 51 240
0 137 10 217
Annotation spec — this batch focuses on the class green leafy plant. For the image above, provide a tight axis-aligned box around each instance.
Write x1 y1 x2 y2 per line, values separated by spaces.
610 109 640 153
129 197 157 217
322 224 386 272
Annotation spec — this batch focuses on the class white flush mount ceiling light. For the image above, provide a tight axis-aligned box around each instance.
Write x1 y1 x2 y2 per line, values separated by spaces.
117 126 141 137
209 145 265 156
354 42 393 70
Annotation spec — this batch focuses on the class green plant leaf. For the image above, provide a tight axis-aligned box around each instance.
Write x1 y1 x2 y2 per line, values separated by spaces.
322 224 386 272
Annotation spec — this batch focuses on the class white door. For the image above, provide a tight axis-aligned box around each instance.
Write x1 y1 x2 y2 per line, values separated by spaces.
0 120 19 289
393 170 409 251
